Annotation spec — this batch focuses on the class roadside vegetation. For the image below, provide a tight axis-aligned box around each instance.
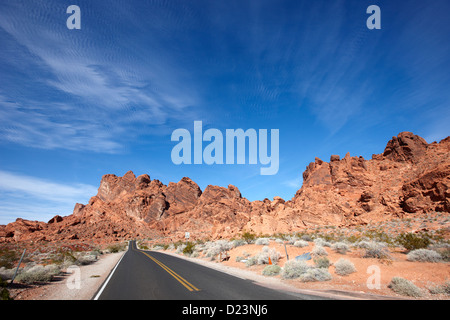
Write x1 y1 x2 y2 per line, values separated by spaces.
140 212 449 299
0 241 127 291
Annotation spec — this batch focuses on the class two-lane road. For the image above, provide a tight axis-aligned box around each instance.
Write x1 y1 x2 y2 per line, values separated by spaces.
95 241 318 300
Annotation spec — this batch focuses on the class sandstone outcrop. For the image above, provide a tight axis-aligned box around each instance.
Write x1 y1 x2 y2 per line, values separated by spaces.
1 132 448 243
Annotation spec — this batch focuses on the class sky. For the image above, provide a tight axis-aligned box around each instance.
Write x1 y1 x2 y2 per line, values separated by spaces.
0 0 449 224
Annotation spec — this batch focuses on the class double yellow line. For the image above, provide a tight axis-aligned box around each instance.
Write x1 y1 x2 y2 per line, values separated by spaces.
139 250 200 292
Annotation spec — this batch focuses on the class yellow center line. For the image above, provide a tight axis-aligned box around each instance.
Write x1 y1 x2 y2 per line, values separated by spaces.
135 246 200 292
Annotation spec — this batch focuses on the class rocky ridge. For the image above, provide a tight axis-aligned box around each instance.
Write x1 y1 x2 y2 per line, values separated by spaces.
0 132 448 243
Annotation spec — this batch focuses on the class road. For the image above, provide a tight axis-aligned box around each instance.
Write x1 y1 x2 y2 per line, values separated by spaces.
95 241 323 300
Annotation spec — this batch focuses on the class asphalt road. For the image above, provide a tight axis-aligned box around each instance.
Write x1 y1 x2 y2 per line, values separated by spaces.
95 241 319 300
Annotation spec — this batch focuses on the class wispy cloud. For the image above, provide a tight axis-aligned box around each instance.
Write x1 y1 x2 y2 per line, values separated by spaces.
0 1 201 153
0 170 97 224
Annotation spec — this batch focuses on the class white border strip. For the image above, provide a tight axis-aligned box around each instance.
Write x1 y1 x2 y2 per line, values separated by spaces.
93 243 128 300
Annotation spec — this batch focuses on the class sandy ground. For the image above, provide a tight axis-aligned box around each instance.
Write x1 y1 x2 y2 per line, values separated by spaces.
9 251 125 300
162 241 449 300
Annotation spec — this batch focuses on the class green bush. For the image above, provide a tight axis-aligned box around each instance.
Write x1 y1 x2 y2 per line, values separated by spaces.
0 248 19 269
314 256 330 269
364 229 394 245
182 242 196 256
262 265 281 276
0 276 12 300
107 243 126 253
395 232 431 251
241 231 256 244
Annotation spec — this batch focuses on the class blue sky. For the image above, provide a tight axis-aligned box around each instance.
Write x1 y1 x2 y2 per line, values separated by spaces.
0 0 449 224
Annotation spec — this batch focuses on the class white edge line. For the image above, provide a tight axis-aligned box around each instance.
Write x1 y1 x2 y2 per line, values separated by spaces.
93 242 129 300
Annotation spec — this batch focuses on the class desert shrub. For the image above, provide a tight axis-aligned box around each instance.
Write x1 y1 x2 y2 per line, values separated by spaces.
47 248 75 266
293 240 309 248
256 247 280 264
314 238 331 247
75 254 97 266
90 249 103 257
406 249 442 262
281 260 310 279
437 247 450 262
429 281 450 296
312 245 328 256
255 238 270 246
0 267 15 280
364 229 394 245
231 239 247 248
353 240 372 249
262 265 281 276
314 256 330 269
176 244 186 254
346 234 363 243
388 277 423 297
0 276 12 300
362 242 391 260
0 248 19 269
245 247 281 266
241 231 257 244
245 256 258 267
331 242 350 254
395 232 431 251
300 268 332 282
15 264 60 284
107 243 126 253
182 242 196 256
203 240 233 258
334 258 356 276
283 235 299 245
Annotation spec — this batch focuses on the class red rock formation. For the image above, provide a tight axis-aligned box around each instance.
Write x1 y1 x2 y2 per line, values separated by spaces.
1 132 448 243
382 132 428 162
